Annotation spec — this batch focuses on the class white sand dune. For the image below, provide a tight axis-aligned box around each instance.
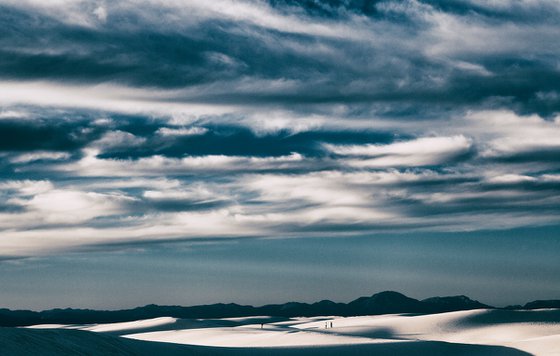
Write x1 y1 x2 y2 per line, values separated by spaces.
83 316 179 333
24 323 73 329
21 308 560 355
27 316 179 333
0 327 531 356
290 309 560 355
125 324 399 347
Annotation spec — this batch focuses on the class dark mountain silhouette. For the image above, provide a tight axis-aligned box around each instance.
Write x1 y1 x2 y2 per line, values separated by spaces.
422 295 490 313
347 291 428 314
0 291 557 327
522 300 560 309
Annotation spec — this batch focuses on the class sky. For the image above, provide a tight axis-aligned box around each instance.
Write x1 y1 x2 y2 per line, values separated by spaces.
0 0 559 310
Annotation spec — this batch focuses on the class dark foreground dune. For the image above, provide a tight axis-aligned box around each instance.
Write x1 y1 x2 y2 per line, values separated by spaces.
0 327 531 356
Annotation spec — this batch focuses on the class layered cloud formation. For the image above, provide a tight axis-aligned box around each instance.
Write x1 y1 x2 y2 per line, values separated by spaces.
0 0 559 256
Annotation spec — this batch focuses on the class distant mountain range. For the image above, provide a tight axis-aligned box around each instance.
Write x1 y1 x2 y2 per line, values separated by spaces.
1 291 557 327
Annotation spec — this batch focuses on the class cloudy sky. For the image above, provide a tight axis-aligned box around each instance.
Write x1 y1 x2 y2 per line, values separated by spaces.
0 0 559 309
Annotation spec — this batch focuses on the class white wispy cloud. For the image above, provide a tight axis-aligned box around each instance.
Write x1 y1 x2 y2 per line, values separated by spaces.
48 150 306 176
0 180 54 196
464 110 560 158
91 131 146 150
326 136 473 167
0 81 236 117
155 127 208 136
10 151 71 164
22 190 133 224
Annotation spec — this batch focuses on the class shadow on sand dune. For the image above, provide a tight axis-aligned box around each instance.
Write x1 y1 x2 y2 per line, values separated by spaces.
459 309 560 326
189 342 533 356
324 326 400 340
0 327 532 356
101 318 237 336
101 316 290 336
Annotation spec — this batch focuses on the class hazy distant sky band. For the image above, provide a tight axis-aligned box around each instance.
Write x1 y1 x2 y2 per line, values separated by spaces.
0 0 560 257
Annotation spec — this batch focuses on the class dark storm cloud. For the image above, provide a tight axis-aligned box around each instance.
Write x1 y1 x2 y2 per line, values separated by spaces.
423 0 560 23
0 119 99 152
402 196 560 218
0 202 25 213
0 24 233 87
0 109 396 160
100 125 396 159
489 149 560 165
143 199 230 213
267 0 381 18
268 0 560 23
371 170 560 222
0 4 346 88
1 1 559 115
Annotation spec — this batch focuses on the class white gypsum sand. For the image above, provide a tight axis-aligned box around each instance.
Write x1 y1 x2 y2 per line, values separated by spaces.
25 309 560 356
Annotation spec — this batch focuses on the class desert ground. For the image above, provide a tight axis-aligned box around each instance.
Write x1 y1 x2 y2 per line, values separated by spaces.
3 308 556 355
